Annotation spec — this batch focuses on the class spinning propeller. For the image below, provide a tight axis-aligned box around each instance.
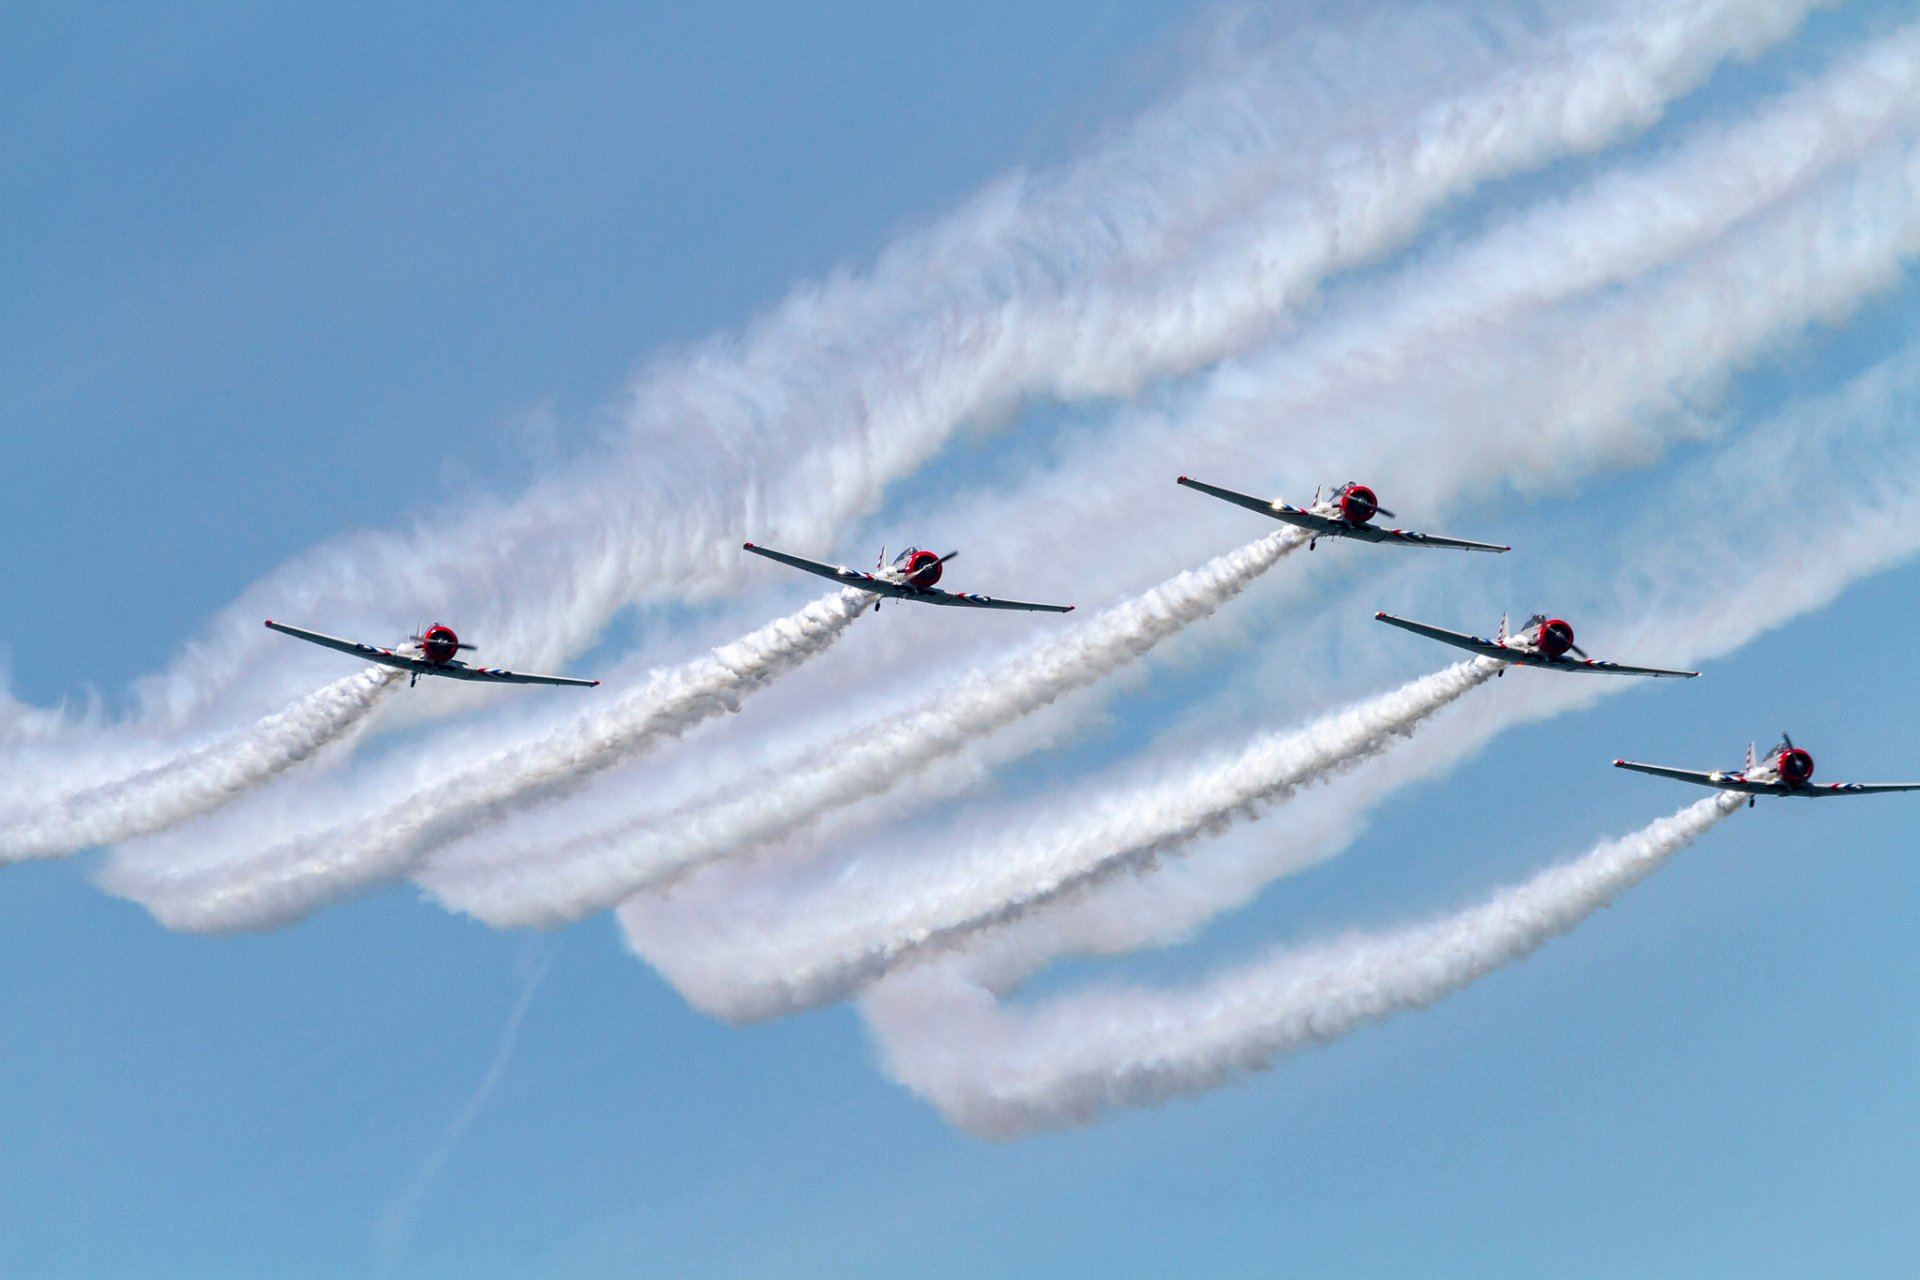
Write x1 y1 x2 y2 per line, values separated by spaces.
1338 481 1394 518
1523 613 1587 658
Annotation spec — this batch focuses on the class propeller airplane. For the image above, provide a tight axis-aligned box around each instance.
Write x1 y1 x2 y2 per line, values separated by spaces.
1615 733 1920 806
1374 611 1699 678
741 543 1074 614
1177 475 1510 552
264 620 599 688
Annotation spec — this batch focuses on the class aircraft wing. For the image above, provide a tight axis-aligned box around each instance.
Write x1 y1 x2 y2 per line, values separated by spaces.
1337 524 1511 553
1611 760 1770 793
1372 613 1509 659
744 543 892 592
1178 476 1347 538
266 620 598 687
429 663 600 688
1529 654 1700 678
266 620 413 668
911 589 1074 614
1372 614 1698 677
1177 476 1297 520
1177 477 1508 551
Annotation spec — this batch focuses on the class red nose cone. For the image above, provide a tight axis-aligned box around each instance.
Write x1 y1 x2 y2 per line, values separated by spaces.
1539 619 1575 658
422 625 460 665
904 550 943 589
1779 748 1814 786
1339 485 1380 525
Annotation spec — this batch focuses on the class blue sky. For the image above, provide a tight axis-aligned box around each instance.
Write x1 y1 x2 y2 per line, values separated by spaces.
5 2 1920 1276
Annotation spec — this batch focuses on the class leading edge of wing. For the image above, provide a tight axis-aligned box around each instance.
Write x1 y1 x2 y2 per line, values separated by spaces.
1372 611 1500 657
266 621 385 656
266 619 407 665
1560 657 1700 679
1612 759 1756 791
920 590 1074 613
1784 780 1920 797
1177 475 1338 536
1176 475 1296 521
742 542 880 590
1359 526 1512 553
434 664 600 688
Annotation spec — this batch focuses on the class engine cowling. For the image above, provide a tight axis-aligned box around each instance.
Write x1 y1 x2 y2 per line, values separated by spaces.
1338 484 1381 525
901 549 943 589
1777 747 1814 786
898 552 944 591
421 624 461 665
1537 618 1576 658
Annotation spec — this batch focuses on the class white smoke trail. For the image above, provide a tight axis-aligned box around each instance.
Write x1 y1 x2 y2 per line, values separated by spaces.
1062 0 1839 397
0 667 398 862
10 0 1815 743
420 530 1307 927
103 591 870 931
627 658 1501 1021
864 792 1743 1139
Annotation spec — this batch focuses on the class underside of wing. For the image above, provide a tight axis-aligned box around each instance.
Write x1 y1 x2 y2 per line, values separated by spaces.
743 542 883 592
1372 612 1503 659
918 589 1074 613
1552 656 1701 678
1267 507 1344 537
1360 526 1512 552
1797 781 1920 797
1176 476 1308 524
1612 760 1759 791
266 620 406 665
434 664 600 688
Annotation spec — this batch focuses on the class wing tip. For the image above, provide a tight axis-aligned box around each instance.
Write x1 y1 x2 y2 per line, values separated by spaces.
742 541 755 550
264 618 275 627
1177 474 1190 483
1373 610 1390 620
1064 605 1076 613
591 679 602 687
1612 759 1628 768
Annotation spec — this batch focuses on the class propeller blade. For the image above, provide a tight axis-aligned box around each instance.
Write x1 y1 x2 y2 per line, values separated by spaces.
1375 506 1397 519
936 550 959 566
1569 644 1589 659
1782 731 1794 749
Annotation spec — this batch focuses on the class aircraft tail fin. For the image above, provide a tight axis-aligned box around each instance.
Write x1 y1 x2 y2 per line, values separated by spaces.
1745 741 1757 773
1496 612 1509 644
